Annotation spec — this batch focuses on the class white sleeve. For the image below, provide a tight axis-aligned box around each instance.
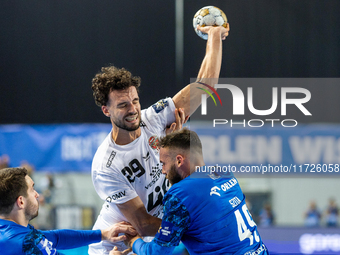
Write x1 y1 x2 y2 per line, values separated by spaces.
142 98 176 133
92 169 138 204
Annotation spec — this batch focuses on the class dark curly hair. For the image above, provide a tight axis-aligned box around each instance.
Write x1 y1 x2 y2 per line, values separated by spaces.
92 66 141 107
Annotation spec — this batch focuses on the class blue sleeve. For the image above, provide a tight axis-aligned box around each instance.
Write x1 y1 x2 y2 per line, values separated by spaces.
132 194 190 255
42 229 102 250
132 238 174 255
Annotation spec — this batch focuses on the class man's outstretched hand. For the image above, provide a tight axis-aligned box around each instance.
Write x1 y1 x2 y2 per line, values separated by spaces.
197 24 230 40
109 246 133 255
101 221 137 243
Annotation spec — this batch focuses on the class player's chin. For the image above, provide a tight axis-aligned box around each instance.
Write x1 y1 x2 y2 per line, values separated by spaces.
125 121 141 131
126 124 140 131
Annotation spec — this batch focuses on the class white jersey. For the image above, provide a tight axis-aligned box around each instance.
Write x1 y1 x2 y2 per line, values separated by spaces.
89 98 176 254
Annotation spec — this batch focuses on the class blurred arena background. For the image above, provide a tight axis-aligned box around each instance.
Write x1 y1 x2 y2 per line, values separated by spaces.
1 1 340 254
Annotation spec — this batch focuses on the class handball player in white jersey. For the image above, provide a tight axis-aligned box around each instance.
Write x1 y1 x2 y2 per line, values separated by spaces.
89 25 229 254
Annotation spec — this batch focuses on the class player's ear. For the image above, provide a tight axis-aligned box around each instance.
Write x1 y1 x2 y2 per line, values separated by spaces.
16 196 25 209
176 155 184 167
102 105 111 117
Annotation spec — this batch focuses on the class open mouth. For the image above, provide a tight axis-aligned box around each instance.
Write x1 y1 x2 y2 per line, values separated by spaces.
125 115 138 123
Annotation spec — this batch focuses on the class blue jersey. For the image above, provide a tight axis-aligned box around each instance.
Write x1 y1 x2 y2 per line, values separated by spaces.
0 219 102 255
133 173 269 255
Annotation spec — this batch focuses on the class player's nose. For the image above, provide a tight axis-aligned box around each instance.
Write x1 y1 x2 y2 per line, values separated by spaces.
127 103 138 114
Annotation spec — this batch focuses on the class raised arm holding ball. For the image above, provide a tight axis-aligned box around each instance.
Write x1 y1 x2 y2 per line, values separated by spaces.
89 23 229 254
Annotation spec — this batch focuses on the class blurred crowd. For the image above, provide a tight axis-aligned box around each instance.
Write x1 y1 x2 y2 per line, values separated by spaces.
304 199 339 228
246 197 339 228
246 199 275 227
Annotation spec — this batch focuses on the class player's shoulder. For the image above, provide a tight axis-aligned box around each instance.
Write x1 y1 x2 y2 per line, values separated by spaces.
142 98 172 116
0 221 33 255
165 177 197 200
92 132 120 173
22 226 58 255
141 98 175 126
0 219 29 237
150 98 172 113
167 174 239 200
93 132 111 159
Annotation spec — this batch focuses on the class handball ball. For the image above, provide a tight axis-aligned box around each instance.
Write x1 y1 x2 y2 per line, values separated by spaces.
193 6 228 40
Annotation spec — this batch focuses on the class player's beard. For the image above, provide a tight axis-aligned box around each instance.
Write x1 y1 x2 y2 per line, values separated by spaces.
25 198 39 222
166 164 183 185
112 113 141 132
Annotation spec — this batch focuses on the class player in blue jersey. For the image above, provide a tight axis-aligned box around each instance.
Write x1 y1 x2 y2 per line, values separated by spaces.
117 129 269 255
0 167 137 255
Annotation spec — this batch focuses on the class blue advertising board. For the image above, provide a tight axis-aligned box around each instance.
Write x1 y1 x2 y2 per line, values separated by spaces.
259 227 340 254
192 124 340 176
0 124 111 172
0 123 340 173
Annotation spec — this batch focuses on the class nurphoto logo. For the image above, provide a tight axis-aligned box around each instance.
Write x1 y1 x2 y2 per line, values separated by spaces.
198 83 312 128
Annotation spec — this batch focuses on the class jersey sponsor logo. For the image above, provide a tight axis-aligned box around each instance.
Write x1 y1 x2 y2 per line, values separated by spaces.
244 244 267 255
208 172 221 180
210 178 238 197
221 178 238 191
140 121 147 127
36 237 57 255
147 177 169 212
142 151 150 161
150 164 161 177
156 221 173 242
152 99 169 113
106 191 126 202
145 165 162 189
210 186 221 196
148 135 160 152
106 151 116 168
152 208 163 218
